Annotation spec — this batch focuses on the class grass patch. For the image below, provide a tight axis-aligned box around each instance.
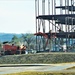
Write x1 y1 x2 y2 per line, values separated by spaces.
3 71 75 75
66 66 75 70
0 53 75 64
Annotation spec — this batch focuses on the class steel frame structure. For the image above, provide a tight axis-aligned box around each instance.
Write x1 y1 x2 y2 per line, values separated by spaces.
35 0 75 52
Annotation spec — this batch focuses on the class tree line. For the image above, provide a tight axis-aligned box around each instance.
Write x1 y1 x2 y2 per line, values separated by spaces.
0 33 36 51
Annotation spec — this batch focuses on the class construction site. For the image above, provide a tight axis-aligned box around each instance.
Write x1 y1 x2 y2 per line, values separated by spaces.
34 0 75 52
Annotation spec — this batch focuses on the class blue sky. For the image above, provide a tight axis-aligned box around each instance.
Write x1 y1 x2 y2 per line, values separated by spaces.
0 0 35 34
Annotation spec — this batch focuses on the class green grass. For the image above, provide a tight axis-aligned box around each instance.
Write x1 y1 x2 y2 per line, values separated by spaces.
3 71 75 75
66 66 75 70
0 53 75 64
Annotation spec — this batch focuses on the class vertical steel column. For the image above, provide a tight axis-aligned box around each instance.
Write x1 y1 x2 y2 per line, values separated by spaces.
65 0 68 52
71 0 73 45
36 0 41 51
71 0 73 29
54 0 56 31
42 0 45 33
52 0 54 31
72 0 74 45
65 0 67 26
59 0 64 52
52 0 53 15
71 0 72 14
72 0 75 32
35 0 38 51
71 0 74 32
48 0 50 30
37 0 40 51
67 0 70 50
60 0 63 14
52 0 54 51
54 0 57 51
37 0 40 32
60 0 63 30
71 0 74 45
67 0 70 32
71 0 73 14
42 0 46 51
48 0 51 52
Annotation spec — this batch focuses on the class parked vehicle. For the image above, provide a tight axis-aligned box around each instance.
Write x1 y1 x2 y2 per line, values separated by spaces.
2 44 26 55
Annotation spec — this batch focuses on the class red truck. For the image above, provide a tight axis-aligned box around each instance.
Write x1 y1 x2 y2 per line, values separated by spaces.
2 44 26 55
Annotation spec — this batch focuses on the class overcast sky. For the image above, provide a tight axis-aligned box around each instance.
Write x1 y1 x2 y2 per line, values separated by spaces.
0 0 73 34
0 0 35 34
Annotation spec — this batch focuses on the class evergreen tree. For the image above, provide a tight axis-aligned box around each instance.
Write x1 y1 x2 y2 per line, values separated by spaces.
11 35 20 46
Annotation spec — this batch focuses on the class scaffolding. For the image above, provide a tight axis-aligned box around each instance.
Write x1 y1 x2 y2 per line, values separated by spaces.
35 0 75 52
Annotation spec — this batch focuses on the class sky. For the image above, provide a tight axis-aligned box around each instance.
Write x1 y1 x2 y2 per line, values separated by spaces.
0 0 73 34
0 0 35 34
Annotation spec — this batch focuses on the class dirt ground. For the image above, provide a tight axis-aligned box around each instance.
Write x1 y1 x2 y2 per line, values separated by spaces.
0 63 75 75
